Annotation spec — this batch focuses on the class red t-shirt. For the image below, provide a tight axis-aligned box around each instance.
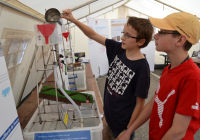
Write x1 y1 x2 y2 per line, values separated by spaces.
149 59 200 140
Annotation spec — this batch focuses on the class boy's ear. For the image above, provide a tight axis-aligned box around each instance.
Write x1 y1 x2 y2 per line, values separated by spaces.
177 35 187 47
137 39 146 47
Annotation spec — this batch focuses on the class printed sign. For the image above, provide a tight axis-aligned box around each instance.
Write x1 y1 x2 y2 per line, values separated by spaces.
0 43 23 140
87 19 109 77
34 130 91 140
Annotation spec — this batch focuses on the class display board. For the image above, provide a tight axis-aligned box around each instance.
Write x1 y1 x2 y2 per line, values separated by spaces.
141 41 155 71
111 19 155 71
0 43 23 140
0 5 44 106
87 19 109 77
111 19 127 42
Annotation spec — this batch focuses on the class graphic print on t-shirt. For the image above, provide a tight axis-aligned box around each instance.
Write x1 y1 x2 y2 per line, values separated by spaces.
191 102 199 110
107 56 135 95
155 82 175 128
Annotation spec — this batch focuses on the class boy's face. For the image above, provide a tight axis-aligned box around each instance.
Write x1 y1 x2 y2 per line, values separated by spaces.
154 30 180 52
121 24 140 50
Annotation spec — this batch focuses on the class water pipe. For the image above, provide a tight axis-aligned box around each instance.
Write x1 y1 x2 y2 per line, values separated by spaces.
53 64 83 127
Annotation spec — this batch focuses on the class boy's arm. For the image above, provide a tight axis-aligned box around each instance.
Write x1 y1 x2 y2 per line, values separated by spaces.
116 96 155 140
61 9 106 46
161 113 191 140
127 97 145 128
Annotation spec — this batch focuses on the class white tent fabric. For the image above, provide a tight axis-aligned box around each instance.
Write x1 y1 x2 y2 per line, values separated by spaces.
18 0 129 20
18 0 92 15
157 0 200 18
125 0 178 18
18 0 200 19
126 0 200 18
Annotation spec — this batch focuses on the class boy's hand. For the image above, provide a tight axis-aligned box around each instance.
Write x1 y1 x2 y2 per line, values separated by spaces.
115 130 130 140
61 9 75 22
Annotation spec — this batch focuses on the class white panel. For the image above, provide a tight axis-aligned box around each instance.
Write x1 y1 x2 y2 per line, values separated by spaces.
88 7 113 18
0 6 43 104
125 0 178 18
17 0 200 19
90 0 122 13
18 0 91 15
141 41 156 71
128 8 148 18
0 55 23 140
18 0 127 21
87 19 109 77
158 0 200 18
72 6 89 20
103 8 119 19
63 0 126 23
113 0 129 9
79 18 87 23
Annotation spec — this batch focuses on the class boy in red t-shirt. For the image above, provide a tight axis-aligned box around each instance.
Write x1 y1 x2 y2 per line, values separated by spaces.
116 12 200 140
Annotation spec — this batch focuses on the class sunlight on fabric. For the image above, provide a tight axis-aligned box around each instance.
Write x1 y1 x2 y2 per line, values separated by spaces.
125 0 178 18
158 0 200 18
18 0 91 15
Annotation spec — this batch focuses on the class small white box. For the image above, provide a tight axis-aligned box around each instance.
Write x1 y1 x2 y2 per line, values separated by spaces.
67 64 87 91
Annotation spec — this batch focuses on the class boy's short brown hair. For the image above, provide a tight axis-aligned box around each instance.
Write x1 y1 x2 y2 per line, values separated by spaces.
127 17 153 48
172 31 192 51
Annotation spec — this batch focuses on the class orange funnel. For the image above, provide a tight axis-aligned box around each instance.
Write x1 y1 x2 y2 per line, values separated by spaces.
62 32 69 41
37 24 56 44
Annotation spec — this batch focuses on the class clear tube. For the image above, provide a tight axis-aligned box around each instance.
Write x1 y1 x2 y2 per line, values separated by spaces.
53 65 83 127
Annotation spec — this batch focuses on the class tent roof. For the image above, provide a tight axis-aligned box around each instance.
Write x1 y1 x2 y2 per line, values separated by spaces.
156 0 200 18
125 0 200 19
1 0 200 21
17 0 129 20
